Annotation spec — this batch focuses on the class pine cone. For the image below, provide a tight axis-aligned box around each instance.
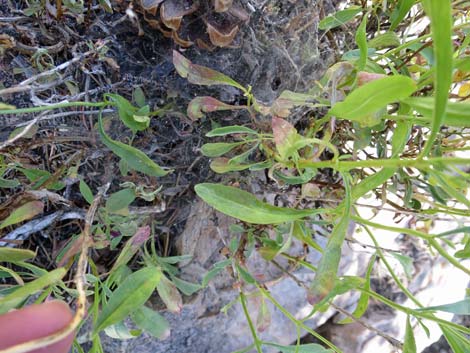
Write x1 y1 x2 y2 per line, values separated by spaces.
138 0 249 48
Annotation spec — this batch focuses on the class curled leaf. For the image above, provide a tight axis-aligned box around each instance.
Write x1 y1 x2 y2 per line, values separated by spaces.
140 0 163 17
160 0 198 31
207 23 239 48
214 0 232 12
187 96 242 120
173 51 245 90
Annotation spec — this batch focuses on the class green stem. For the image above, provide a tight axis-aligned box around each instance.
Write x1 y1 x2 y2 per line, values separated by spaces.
239 291 262 353
359 221 423 308
352 215 470 276
258 287 342 353
0 101 106 115
298 157 470 171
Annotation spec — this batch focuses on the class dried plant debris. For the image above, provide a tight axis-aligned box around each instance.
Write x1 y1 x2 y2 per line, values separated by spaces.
137 0 249 48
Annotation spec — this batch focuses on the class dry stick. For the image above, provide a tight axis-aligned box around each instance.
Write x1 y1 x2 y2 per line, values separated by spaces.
0 42 107 97
0 182 110 353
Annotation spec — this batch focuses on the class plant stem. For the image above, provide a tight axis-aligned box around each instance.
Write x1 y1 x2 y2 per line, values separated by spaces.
298 157 470 171
0 102 106 115
239 291 263 353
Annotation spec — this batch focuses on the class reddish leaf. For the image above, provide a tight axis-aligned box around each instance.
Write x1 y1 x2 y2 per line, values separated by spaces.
111 226 151 272
356 71 387 86
172 51 244 90
187 96 242 120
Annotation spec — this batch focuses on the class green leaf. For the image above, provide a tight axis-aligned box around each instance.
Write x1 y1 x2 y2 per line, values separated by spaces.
98 114 171 177
110 226 151 273
79 179 94 204
0 248 36 262
105 94 149 133
0 201 44 229
390 252 414 280
0 177 20 189
318 6 362 31
403 97 470 127
308 173 351 304
195 183 318 224
173 51 245 91
270 90 319 117
94 266 161 334
340 254 375 324
170 276 201 296
131 306 170 340
156 274 183 313
209 158 254 173
106 188 136 213
235 263 256 284
104 322 141 340
404 316 417 353
201 259 231 287
201 142 245 157
329 75 417 123
419 0 453 157
187 96 242 120
390 0 416 30
133 87 146 108
355 16 368 71
0 102 16 110
0 268 66 314
368 32 400 49
206 125 258 137
440 324 470 353
418 298 470 315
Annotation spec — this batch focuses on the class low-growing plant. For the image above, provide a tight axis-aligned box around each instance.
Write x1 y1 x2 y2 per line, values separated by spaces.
2 1 470 353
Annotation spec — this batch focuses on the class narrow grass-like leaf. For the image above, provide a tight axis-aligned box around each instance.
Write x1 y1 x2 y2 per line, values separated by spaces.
0 248 36 262
403 97 470 127
355 16 368 70
0 268 66 314
390 0 416 30
308 173 351 304
318 6 362 31
195 183 319 224
94 266 161 334
419 1 453 157
131 306 170 340
440 324 470 353
0 201 44 229
404 316 417 353
418 298 470 315
206 125 258 137
329 76 416 122
340 254 376 324
98 114 171 177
